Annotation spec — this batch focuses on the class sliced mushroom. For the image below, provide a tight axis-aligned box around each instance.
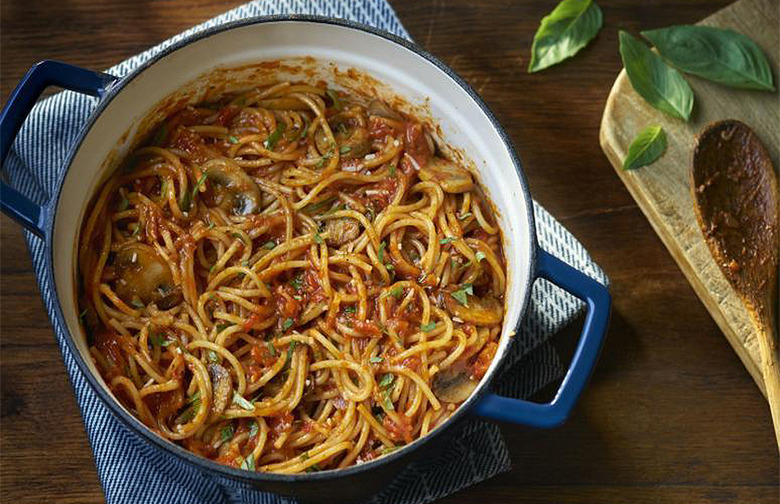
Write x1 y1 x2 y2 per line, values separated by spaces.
203 159 262 215
444 290 503 325
418 157 474 193
324 217 360 246
114 243 182 309
315 108 371 160
367 100 403 121
208 363 233 417
432 366 478 403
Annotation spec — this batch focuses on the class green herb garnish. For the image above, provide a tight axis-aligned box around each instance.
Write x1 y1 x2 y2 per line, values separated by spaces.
232 393 255 411
282 318 294 331
377 241 386 263
623 125 667 170
388 285 403 298
642 25 775 91
420 322 436 332
440 237 456 245
287 340 298 362
240 453 255 471
619 30 694 120
264 122 287 150
370 356 384 364
528 0 603 73
475 251 486 262
339 145 351 154
458 212 472 220
221 424 234 442
267 340 277 357
378 373 395 389
343 306 357 315
451 283 473 306
263 240 276 250
388 164 396 177
313 232 324 245
228 135 239 144
249 420 259 438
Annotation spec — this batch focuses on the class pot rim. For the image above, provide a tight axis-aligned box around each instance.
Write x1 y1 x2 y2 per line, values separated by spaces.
43 14 538 485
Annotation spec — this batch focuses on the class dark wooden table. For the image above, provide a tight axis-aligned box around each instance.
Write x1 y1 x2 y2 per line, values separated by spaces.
2 0 778 502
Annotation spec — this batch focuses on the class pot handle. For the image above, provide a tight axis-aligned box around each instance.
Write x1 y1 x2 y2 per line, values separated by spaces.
0 60 118 237
474 249 611 427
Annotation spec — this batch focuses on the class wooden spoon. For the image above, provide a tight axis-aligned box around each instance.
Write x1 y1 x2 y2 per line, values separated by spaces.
691 119 780 452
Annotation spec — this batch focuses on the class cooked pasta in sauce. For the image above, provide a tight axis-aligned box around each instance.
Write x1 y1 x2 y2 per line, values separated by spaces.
77 79 507 473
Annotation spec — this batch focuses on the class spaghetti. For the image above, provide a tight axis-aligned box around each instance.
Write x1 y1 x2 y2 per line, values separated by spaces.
77 80 507 473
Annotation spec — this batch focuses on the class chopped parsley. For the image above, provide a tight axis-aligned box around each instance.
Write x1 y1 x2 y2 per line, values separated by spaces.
263 240 276 250
282 318 294 331
208 350 220 363
313 231 324 245
249 420 259 438
339 145 351 154
451 283 474 307
378 373 395 389
290 273 304 292
380 445 400 455
475 251 486 263
305 464 322 473
390 285 404 298
266 340 277 357
232 393 255 411
369 356 384 364
388 164 396 177
228 135 239 144
131 299 145 309
303 196 337 214
264 122 287 150
377 241 386 263
221 424 234 442
240 453 255 471
440 237 456 245
315 154 331 168
420 322 436 332
287 340 298 362
343 305 357 315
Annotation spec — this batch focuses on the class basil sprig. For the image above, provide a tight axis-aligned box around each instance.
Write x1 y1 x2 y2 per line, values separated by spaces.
528 0 603 73
619 31 694 121
623 125 667 171
641 25 775 91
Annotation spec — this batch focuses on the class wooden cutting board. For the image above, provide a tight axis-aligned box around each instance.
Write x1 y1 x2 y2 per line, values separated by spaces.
600 0 780 397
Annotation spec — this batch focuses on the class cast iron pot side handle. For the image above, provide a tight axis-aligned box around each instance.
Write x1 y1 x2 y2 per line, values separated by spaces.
474 249 611 428
0 60 118 237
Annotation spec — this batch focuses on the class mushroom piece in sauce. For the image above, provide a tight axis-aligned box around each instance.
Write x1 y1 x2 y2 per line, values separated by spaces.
113 242 182 309
203 159 263 215
418 157 474 193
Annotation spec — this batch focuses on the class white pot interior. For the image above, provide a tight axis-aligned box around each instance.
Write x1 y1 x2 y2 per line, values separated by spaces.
52 19 534 431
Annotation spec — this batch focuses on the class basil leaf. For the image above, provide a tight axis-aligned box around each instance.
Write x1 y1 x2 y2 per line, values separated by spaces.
623 125 667 170
642 25 774 91
619 31 694 120
528 0 603 73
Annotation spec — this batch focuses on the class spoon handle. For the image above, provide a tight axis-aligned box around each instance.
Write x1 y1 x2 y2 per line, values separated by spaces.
754 321 780 453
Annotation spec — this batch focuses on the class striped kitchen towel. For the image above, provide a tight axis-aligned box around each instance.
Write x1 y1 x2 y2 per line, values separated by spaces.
2 0 608 503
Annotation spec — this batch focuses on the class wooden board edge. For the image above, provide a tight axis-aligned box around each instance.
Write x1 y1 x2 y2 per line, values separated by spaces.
598 74 767 397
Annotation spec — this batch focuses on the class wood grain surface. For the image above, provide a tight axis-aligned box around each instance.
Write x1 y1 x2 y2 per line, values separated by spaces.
600 0 780 397
1 1 778 503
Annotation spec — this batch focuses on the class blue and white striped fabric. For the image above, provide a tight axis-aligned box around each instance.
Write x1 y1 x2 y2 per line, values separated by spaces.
3 1 608 503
